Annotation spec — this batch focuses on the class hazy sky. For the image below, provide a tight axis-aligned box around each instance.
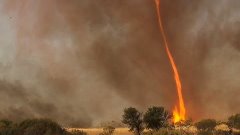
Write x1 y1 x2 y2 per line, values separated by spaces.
0 0 240 127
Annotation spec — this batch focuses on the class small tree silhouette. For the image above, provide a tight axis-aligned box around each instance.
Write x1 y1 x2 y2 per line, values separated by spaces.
143 106 171 131
122 107 144 135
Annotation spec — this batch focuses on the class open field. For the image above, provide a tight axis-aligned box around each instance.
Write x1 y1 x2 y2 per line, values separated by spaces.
65 126 240 135
66 128 132 135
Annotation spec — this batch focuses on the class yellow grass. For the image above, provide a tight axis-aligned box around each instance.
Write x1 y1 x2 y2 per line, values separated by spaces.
66 128 132 135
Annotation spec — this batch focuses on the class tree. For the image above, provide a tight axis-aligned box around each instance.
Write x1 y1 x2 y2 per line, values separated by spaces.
122 107 144 135
143 106 171 130
228 113 240 129
195 119 217 131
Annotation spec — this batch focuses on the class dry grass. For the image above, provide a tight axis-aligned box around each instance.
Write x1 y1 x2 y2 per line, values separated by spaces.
66 128 132 135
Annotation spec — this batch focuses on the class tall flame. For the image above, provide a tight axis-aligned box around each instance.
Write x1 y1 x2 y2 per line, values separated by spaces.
154 0 186 123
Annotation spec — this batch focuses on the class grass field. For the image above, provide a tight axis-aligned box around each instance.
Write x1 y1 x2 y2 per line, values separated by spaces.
65 126 240 135
66 128 132 135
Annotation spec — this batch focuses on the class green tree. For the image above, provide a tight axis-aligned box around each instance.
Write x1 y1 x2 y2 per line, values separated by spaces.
228 113 240 129
143 106 171 130
122 107 144 135
195 119 217 131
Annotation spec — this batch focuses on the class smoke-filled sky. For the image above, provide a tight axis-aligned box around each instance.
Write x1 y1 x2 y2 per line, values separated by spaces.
0 0 240 127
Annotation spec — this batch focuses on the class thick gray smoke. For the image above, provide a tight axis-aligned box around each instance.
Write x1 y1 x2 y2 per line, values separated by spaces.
0 0 239 127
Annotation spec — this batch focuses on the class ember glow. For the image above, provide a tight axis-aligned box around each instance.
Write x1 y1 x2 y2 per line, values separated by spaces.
154 0 186 123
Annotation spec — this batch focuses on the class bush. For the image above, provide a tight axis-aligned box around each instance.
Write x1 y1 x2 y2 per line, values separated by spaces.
175 119 193 127
0 118 68 135
0 120 13 129
214 130 230 135
99 126 115 135
228 114 240 129
70 130 87 135
143 128 186 135
0 119 19 135
18 119 66 135
195 119 217 131
197 130 213 135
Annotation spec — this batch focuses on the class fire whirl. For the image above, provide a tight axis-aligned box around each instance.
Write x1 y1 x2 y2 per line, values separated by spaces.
154 0 186 123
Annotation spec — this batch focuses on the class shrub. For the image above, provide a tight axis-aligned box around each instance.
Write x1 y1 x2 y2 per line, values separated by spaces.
18 119 66 135
197 130 213 135
195 119 217 131
228 113 240 129
0 119 19 135
214 130 230 135
99 126 115 135
0 120 13 129
175 119 193 127
143 128 185 135
70 130 87 135
0 118 68 135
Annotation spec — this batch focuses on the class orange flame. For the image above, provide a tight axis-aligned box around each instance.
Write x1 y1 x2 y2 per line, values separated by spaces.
154 0 186 123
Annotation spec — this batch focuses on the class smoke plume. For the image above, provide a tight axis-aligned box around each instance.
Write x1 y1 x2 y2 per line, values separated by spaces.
0 0 239 126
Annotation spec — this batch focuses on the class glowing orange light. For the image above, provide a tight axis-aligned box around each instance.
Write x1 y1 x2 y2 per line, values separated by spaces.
154 0 186 123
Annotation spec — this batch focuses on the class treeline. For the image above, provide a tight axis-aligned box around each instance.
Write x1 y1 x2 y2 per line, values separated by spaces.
122 106 240 135
0 119 86 135
0 107 239 135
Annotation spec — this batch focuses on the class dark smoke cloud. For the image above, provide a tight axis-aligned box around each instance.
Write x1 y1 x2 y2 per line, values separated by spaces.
0 79 92 127
0 0 239 126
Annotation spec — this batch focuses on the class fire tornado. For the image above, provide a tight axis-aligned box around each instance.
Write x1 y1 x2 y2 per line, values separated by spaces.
154 0 186 123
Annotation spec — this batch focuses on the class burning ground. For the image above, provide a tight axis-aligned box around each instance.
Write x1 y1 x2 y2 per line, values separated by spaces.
0 0 240 127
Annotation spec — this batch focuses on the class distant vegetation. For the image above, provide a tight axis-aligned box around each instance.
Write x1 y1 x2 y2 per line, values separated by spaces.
228 114 240 129
99 121 125 128
70 130 87 135
0 110 240 135
122 106 172 135
0 119 87 135
99 126 115 135
122 106 240 135
195 119 217 131
195 119 217 135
